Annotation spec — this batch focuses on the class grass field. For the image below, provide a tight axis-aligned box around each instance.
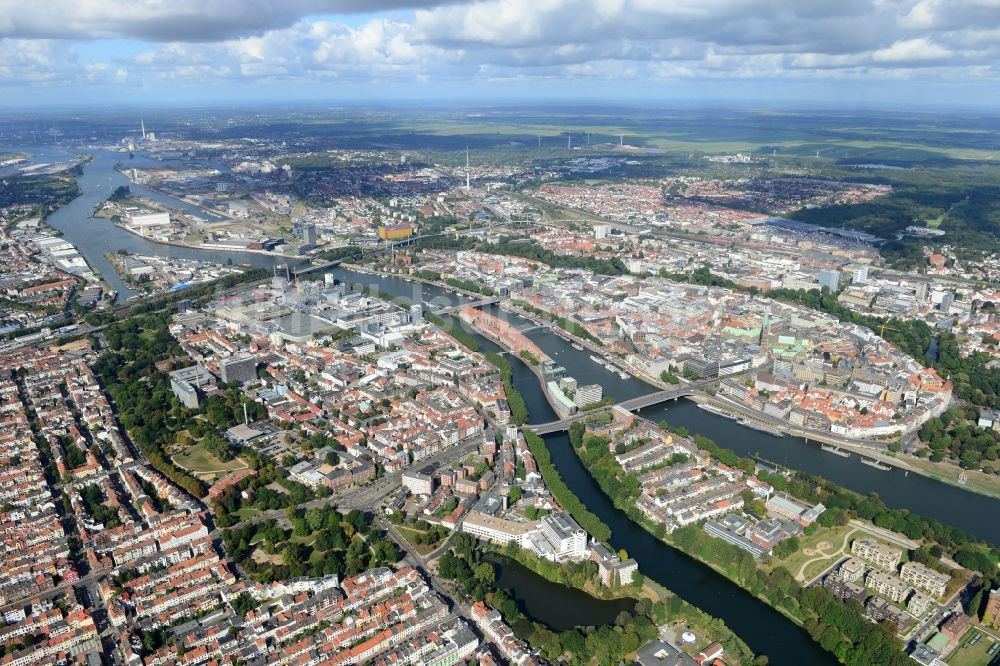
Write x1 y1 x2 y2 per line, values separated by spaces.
904 457 1000 500
172 441 247 479
947 627 1000 666
766 524 855 581
395 525 443 556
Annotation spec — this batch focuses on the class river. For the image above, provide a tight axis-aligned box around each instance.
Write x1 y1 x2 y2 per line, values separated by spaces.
328 268 1000 545
5 145 303 299
24 148 1000 661
325 270 832 663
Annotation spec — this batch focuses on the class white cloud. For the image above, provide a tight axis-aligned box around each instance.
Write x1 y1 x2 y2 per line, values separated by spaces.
2 0 1000 96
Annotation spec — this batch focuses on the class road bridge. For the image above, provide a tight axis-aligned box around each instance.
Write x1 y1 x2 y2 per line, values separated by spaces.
431 296 503 315
527 381 711 434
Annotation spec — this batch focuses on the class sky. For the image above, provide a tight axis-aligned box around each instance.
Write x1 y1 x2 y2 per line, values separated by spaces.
2 0 1000 108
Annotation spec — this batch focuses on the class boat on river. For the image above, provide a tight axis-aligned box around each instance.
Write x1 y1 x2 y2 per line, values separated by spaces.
697 403 738 420
737 419 786 438
571 343 584 351
821 444 851 458
589 354 603 363
860 457 892 470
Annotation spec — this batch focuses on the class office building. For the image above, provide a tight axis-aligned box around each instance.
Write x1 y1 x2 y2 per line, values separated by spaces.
940 291 955 312
220 356 257 384
168 365 216 409
852 266 869 284
818 269 840 291
461 512 538 547
539 512 588 560
573 384 603 408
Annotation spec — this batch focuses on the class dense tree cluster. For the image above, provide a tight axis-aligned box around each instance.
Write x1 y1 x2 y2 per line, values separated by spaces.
789 169 1000 266
523 430 611 541
485 352 528 425
92 314 208 498
919 407 1000 469
423 312 481 352
221 508 399 581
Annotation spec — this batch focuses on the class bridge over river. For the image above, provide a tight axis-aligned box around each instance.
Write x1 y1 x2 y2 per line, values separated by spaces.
527 381 712 434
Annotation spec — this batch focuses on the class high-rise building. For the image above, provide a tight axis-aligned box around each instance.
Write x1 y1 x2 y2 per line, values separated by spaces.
852 266 869 284
940 291 955 312
818 269 840 291
220 356 257 384
573 384 603 408
302 223 317 245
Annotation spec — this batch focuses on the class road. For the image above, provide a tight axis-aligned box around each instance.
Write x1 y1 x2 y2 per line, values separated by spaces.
377 516 484 638
906 573 979 649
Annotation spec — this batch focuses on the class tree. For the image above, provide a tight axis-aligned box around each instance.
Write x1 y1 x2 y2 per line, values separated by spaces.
231 592 258 616
474 562 496 585
507 486 522 504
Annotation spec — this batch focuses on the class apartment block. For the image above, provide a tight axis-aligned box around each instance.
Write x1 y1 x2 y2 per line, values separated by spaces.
865 570 911 604
900 561 949 598
851 538 902 572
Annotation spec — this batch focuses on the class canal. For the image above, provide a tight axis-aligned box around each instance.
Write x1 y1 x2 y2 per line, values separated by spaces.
489 554 636 632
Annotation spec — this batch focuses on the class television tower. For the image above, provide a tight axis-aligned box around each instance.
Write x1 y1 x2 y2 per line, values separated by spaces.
567 134 571 149
465 147 470 191
140 118 146 140
620 133 624 147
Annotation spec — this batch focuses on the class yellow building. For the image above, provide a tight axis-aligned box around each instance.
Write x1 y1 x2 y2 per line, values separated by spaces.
378 224 414 241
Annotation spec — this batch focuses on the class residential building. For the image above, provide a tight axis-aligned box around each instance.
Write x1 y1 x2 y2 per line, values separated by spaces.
851 538 902 572
402 470 434 496
865 570 911 604
900 561 949 598
838 557 867 584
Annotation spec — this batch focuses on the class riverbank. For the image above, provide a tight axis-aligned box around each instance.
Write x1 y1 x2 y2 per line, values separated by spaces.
488 547 757 664
689 392 1000 499
112 222 293 257
557 424 910 666
342 264 1000 508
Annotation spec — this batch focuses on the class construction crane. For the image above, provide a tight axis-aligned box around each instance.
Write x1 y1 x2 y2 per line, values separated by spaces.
876 322 897 353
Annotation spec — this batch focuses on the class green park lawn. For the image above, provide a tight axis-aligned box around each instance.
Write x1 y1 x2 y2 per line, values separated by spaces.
172 441 247 479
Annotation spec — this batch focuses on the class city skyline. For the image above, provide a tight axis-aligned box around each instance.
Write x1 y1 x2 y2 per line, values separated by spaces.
3 0 1000 108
